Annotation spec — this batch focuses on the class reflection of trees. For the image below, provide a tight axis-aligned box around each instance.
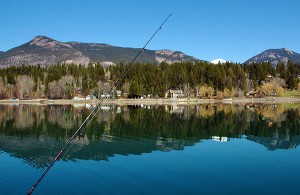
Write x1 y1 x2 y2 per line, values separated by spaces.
0 105 46 130
0 105 81 137
198 105 215 118
256 104 286 123
1 103 300 168
47 105 76 130
103 105 248 140
103 104 300 142
247 110 300 150
14 105 35 129
0 105 14 128
245 108 300 141
196 104 241 118
280 109 300 138
121 106 130 122
0 103 300 142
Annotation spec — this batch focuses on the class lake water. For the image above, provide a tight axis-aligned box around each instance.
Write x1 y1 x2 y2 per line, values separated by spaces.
0 103 300 194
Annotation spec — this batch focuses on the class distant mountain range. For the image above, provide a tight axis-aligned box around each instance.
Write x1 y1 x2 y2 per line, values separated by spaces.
244 48 300 66
0 35 198 67
1 36 300 67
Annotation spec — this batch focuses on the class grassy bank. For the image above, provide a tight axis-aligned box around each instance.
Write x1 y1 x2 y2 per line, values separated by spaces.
1 97 300 106
284 90 300 98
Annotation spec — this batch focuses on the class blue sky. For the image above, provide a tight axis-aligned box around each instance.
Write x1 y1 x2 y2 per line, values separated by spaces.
1 0 300 63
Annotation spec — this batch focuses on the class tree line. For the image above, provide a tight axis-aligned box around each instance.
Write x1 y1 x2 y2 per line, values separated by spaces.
0 61 299 99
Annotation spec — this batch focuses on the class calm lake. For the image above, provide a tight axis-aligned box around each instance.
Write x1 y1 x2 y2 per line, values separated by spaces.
0 103 300 194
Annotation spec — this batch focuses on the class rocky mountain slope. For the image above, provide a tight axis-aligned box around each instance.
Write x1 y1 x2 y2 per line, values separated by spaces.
0 35 198 67
244 48 300 66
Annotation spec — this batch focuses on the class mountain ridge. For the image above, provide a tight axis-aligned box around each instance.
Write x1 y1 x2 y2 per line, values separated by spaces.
0 35 199 67
244 48 300 66
1 36 300 67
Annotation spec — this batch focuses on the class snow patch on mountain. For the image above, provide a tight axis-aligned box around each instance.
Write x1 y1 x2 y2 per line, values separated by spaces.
210 58 226 64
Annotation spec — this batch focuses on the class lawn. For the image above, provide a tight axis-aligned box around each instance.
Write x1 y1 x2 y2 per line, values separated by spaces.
284 90 300 97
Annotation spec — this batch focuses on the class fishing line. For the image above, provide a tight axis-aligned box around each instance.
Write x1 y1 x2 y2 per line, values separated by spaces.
27 14 172 194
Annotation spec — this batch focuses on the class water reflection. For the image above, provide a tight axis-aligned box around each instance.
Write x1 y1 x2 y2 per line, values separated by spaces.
0 103 300 168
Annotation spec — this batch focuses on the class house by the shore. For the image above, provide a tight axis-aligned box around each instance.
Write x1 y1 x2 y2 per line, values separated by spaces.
165 89 185 98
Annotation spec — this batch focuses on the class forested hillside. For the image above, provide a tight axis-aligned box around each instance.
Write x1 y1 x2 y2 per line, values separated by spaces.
0 61 299 99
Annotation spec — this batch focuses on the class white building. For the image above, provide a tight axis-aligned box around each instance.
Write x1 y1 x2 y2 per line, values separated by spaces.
165 89 184 98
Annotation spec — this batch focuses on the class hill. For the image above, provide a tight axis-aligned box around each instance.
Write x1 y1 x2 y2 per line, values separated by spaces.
0 35 198 67
245 48 300 66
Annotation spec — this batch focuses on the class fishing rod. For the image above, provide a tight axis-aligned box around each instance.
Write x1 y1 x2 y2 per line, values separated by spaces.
27 14 172 195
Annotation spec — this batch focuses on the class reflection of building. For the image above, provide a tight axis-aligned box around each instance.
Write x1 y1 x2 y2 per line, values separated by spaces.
212 136 228 142
169 105 184 114
100 106 111 110
74 103 86 108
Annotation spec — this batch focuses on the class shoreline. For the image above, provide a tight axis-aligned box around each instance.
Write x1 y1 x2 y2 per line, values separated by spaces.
1 97 300 106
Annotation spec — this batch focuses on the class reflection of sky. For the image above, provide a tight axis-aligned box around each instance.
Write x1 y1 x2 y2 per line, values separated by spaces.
5 138 298 194
0 152 41 195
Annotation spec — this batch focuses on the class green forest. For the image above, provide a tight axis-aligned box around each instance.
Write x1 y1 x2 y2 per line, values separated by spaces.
0 61 300 99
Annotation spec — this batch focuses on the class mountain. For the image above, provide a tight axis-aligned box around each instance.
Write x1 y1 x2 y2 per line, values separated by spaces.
210 58 226 64
245 48 300 66
0 35 198 67
0 36 89 67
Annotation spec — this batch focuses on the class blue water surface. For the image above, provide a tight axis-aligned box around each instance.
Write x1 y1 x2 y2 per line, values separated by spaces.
0 104 300 194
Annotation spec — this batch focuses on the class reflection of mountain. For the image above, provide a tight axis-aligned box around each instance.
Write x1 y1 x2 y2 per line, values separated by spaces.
0 135 64 168
0 134 197 168
1 103 300 168
246 134 300 150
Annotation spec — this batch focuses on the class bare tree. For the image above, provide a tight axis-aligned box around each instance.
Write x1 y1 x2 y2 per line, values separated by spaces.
260 80 284 96
207 86 214 99
198 85 214 99
16 75 35 99
121 81 130 95
34 78 44 98
194 84 200 97
223 88 232 98
58 75 75 99
0 77 6 99
48 81 62 99
199 85 208 98
47 76 75 99
97 81 111 97
273 77 286 88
